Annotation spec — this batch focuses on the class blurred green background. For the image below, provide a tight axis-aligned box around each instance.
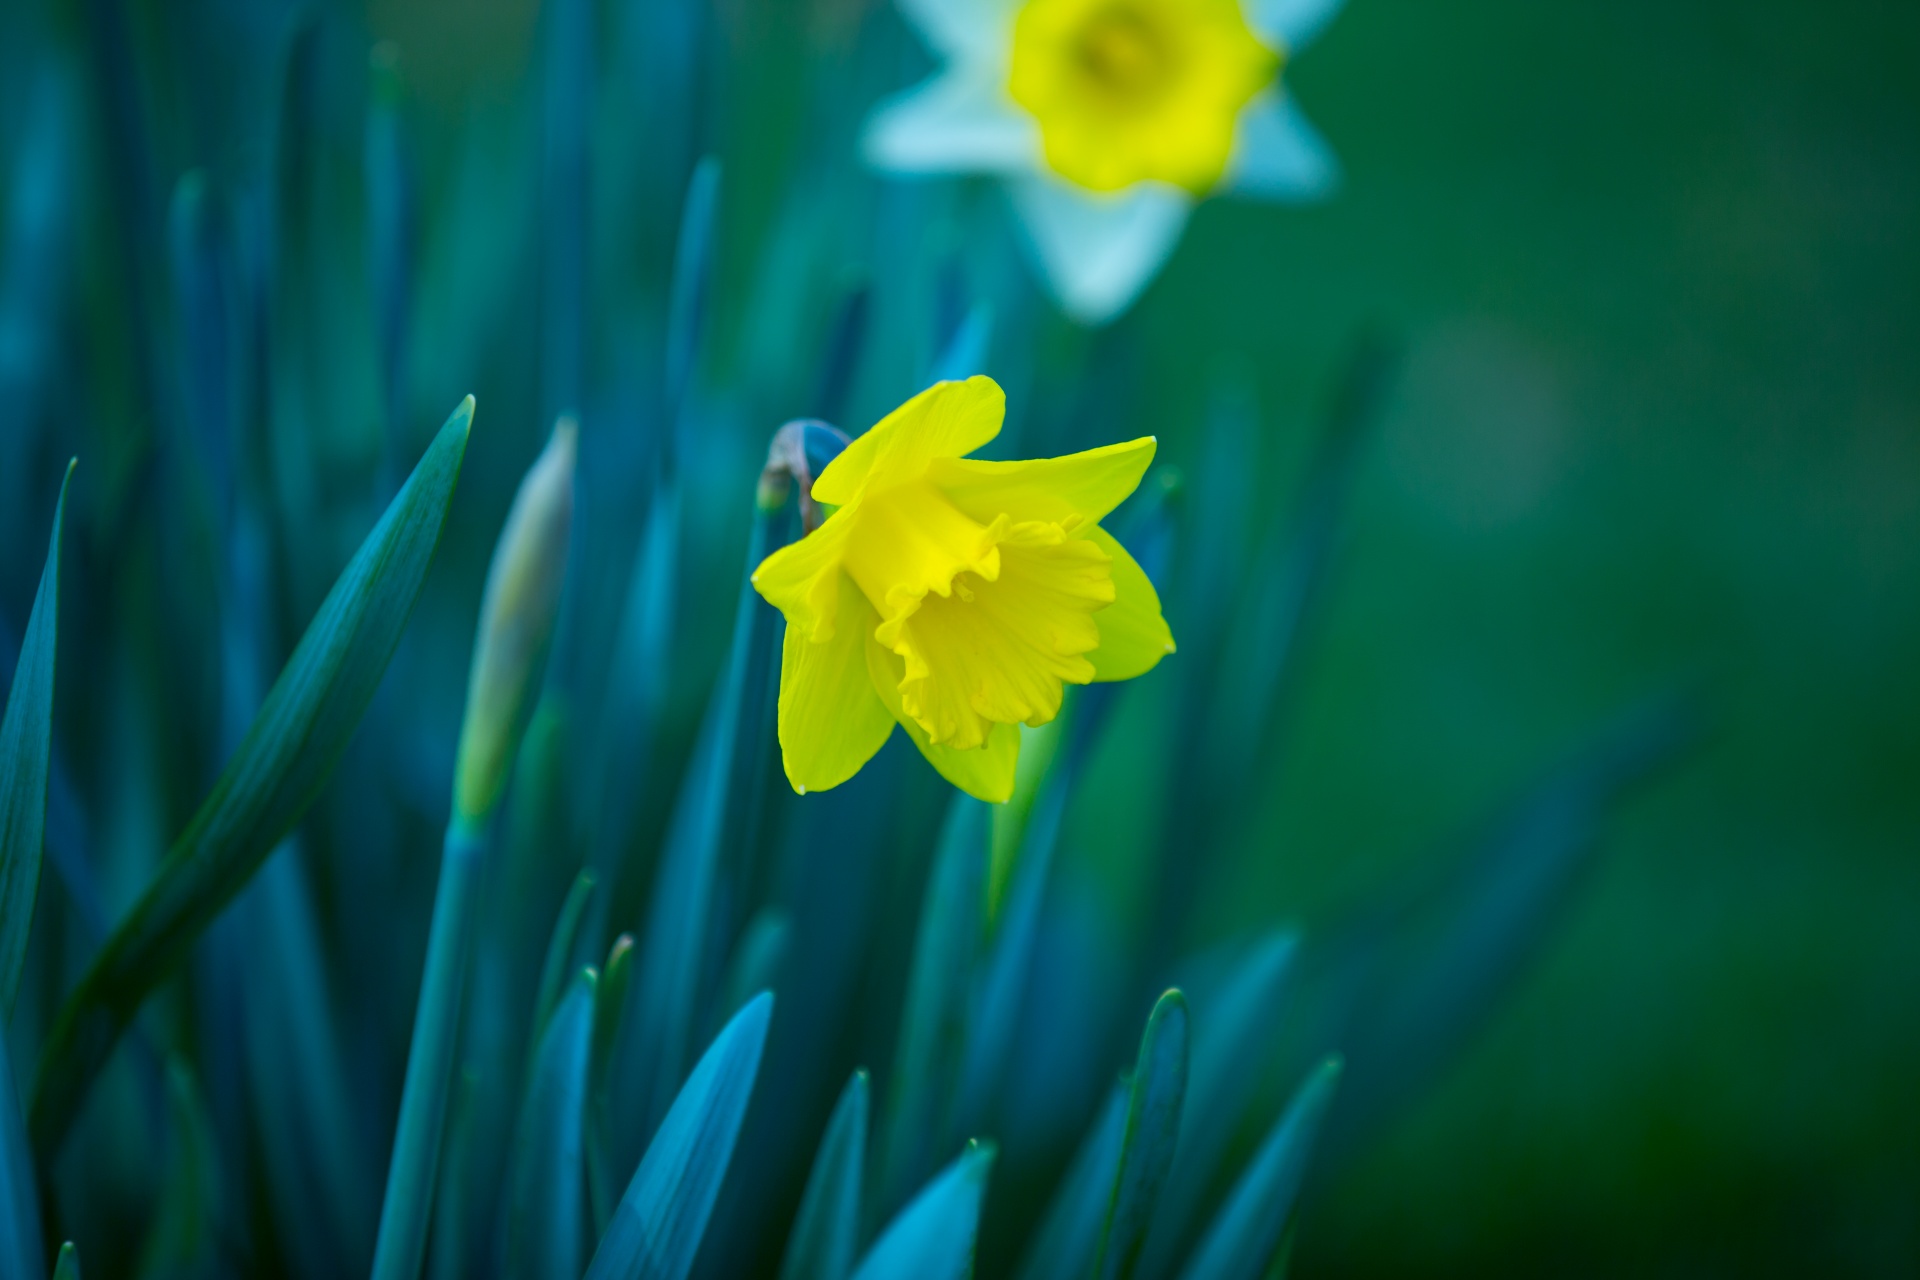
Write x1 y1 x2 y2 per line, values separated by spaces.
6 0 1918 1273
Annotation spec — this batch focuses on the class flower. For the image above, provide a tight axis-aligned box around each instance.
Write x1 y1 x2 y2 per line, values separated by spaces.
864 0 1345 323
751 377 1174 802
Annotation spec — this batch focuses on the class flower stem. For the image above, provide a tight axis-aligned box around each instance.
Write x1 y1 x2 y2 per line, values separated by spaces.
370 818 488 1280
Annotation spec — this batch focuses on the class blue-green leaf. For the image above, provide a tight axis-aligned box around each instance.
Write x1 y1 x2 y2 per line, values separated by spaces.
714 907 790 1037
51 1241 78 1280
1177 1058 1341 1280
0 1030 42 1280
533 869 597 1047
507 968 596 1280
958 770 1067 1130
851 1141 996 1280
1140 932 1297 1278
590 933 637 1236
664 156 721 431
137 1060 225 1279
1015 1086 1125 1280
30 398 471 1160
620 501 785 1149
878 795 988 1215
1095 991 1189 1280
585 992 773 1280
1303 691 1695 1157
0 460 70 1015
778 1070 869 1280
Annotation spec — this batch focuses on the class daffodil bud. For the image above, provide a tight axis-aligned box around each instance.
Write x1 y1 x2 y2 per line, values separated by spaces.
453 419 577 824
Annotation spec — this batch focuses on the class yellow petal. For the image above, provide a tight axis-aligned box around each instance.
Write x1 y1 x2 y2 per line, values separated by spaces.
884 523 1105 747
752 511 853 641
813 377 1005 506
1085 525 1175 681
865 629 1020 802
777 572 895 794
927 436 1156 529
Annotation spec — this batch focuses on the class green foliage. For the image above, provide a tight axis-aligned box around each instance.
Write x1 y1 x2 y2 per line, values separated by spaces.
851 1142 996 1280
1094 990 1190 1280
780 1072 870 1280
506 968 595 1280
27 401 473 1161
0 461 69 1014
586 993 774 1280
1180 1059 1342 1280
0 1032 43 1280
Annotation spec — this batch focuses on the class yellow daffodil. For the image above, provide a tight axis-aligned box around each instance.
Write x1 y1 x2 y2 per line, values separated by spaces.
865 0 1344 322
751 376 1174 803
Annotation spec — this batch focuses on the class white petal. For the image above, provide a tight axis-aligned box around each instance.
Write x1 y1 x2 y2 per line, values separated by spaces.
1008 177 1193 325
1243 0 1347 51
896 0 1020 63
1225 90 1340 201
863 70 1040 175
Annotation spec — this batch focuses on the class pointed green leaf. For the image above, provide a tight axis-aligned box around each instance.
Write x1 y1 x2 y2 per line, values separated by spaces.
1015 1086 1126 1280
715 907 790 1035
585 992 773 1280
0 1030 43 1280
589 932 636 1236
507 968 595 1280
0 460 70 1015
1177 1058 1341 1280
1095 991 1189 1280
532 869 597 1047
30 398 472 1161
137 1060 224 1279
1309 693 1695 1154
878 795 988 1214
1140 932 1297 1278
778 1070 869 1280
51 1242 78 1280
851 1141 995 1280
622 503 784 1149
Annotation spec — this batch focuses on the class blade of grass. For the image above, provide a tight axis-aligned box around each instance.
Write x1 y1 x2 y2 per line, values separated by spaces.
588 933 636 1236
777 1070 869 1280
0 459 70 1014
1093 991 1189 1280
585 992 773 1280
850 1141 996 1280
506 968 596 1280
532 869 597 1049
1014 1084 1126 1280
28 400 471 1161
1138 932 1298 1280
1177 1058 1341 1280
0 1031 42 1280
877 795 988 1217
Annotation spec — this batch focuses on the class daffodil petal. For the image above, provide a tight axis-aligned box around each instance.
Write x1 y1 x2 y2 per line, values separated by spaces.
896 0 1021 64
1007 176 1192 326
813 377 1005 505
928 436 1157 528
1225 90 1340 201
863 70 1040 175
752 510 854 640
777 575 895 794
1245 0 1346 52
1086 525 1175 681
866 629 1021 802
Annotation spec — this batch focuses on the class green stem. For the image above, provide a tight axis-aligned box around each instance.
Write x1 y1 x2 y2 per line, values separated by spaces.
370 819 488 1280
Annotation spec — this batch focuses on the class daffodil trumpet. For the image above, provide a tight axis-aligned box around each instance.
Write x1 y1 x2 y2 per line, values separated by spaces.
752 376 1174 803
